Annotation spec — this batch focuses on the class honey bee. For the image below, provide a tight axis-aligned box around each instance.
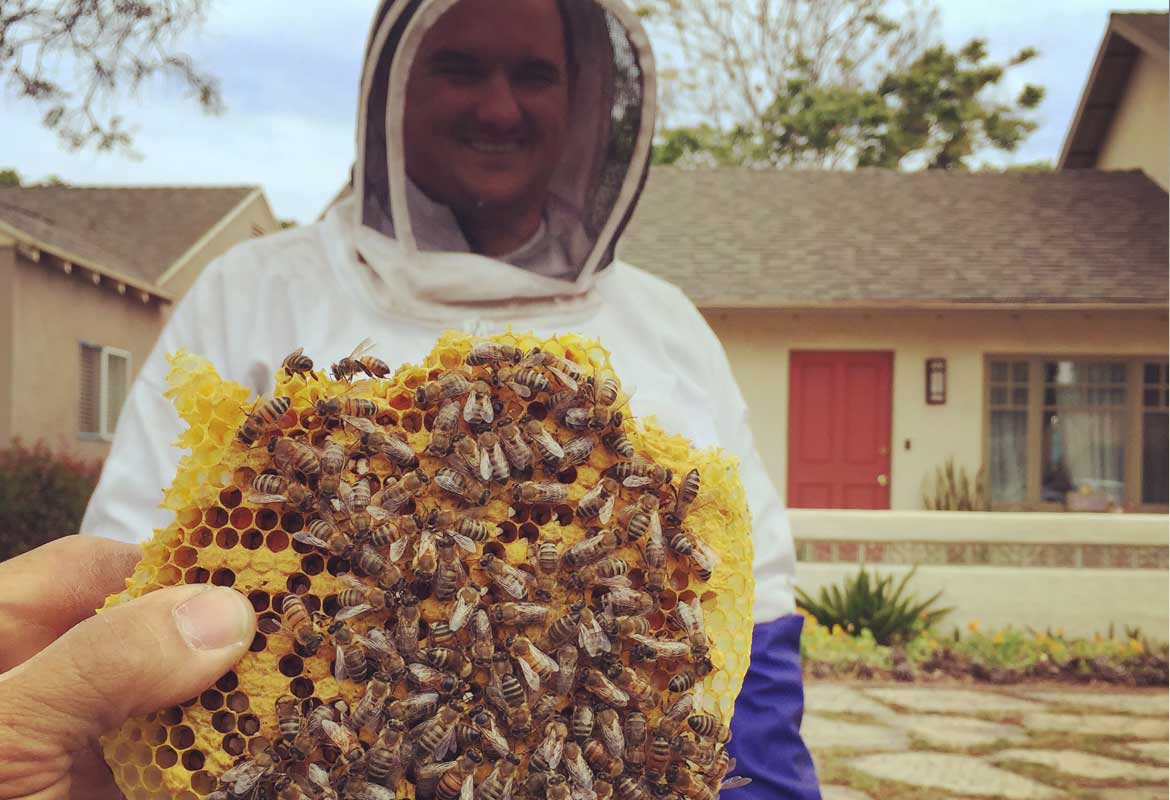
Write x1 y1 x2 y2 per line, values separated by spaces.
520 347 587 391
259 594 323 655
428 508 492 545
576 477 618 524
274 776 312 800
467 341 523 366
435 466 491 506
671 467 701 521
511 480 567 505
601 430 635 458
367 629 407 681
622 492 660 544
345 417 418 467
471 708 511 760
528 539 558 601
365 721 406 788
658 693 694 738
569 557 631 593
350 672 393 732
274 695 314 759
494 365 549 398
293 517 351 556
318 440 347 498
426 399 461 457
463 379 494 428
674 596 710 659
557 435 594 472
476 753 520 800
415 369 472 408
420 646 473 679
489 601 550 627
414 704 463 762
532 693 559 724
605 457 672 489
614 665 658 709
687 713 730 743
448 583 482 631
436 748 482 800
406 663 461 697
330 338 381 381
562 528 622 569
237 395 290 446
317 392 379 421
522 417 564 468
508 635 560 690
583 668 629 707
688 535 720 582
495 417 533 474
669 671 699 693
674 737 716 767
468 610 496 666
373 468 430 514
489 654 531 737
577 606 612 657
479 553 532 600
645 735 673 780
268 436 321 480
562 741 595 792
554 644 578 696
248 473 316 512
611 614 652 640
630 633 692 662
321 715 365 766
447 433 490 481
546 773 572 800
603 586 656 617
595 780 615 800
589 374 634 431
544 602 583 648
386 691 439 728
335 571 393 620
614 774 651 800
411 529 438 594
530 719 568 771
624 710 648 757
334 477 373 539
328 620 370 683
583 737 624 778
433 535 468 600
570 696 595 741
394 592 421 657
477 431 510 483
281 347 314 377
596 708 625 758
214 737 280 797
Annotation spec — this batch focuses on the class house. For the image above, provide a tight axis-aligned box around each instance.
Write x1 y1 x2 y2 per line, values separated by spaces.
0 186 279 458
1060 11 1169 190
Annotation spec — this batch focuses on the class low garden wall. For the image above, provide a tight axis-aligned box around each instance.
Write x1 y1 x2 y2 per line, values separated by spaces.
791 510 1169 637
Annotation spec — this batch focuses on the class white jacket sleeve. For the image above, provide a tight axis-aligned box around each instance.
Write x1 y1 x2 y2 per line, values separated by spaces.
79 255 240 544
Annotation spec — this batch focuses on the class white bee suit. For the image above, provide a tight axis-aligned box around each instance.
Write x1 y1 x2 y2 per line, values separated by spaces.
82 1 819 793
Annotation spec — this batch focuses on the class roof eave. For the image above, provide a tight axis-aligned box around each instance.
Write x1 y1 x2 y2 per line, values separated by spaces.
1111 14 1170 64
156 187 265 287
1058 23 1116 169
0 218 174 303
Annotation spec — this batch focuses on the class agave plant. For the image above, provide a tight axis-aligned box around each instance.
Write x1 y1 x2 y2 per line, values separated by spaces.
796 565 953 646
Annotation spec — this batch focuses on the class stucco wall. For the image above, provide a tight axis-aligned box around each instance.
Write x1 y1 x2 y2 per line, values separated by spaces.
1098 50 1170 190
704 307 1169 510
159 192 280 301
11 254 166 460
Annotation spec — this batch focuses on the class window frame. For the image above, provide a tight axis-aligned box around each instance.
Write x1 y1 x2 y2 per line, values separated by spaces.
79 343 132 442
983 354 1168 514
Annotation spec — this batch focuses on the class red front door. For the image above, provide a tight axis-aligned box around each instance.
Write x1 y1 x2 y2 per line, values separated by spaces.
788 351 893 509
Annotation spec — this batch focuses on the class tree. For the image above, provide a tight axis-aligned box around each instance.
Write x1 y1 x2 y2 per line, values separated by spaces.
0 1 221 154
0 169 20 187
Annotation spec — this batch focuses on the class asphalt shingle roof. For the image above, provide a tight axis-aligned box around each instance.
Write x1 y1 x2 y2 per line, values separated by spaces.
616 167 1169 308
0 185 258 285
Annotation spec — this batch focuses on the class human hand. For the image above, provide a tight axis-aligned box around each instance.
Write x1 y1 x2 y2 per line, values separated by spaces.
0 535 256 800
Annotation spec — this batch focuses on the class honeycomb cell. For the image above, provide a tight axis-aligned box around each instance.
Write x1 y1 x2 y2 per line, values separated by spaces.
279 654 304 677
530 507 552 525
214 528 238 549
400 410 422 433
154 745 178 768
238 714 261 736
256 508 279 530
145 725 167 747
497 521 517 543
229 507 253 529
670 569 690 591
240 529 263 550
248 632 267 652
169 725 196 751
526 402 548 421
232 466 256 487
199 689 224 711
322 595 341 617
181 749 205 771
300 553 325 575
226 692 249 713
177 508 201 528
554 505 574 525
325 556 350 576
286 574 311 595
290 677 314 698
159 707 183 726
678 589 697 605
648 611 666 629
222 733 246 757
388 391 414 411
659 590 678 611
204 507 228 527
557 467 577 484
510 504 530 522
281 512 304 533
132 741 153 766
211 567 236 587
247 591 269 612
519 522 540 541
303 594 322 614
156 564 182 586
190 771 217 795
266 530 290 552
172 547 198 568
219 487 242 509
483 541 505 559
438 349 462 370
215 672 239 692
184 566 210 584
188 527 213 548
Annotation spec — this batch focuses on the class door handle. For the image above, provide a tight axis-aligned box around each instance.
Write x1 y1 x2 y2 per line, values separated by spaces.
877 474 888 487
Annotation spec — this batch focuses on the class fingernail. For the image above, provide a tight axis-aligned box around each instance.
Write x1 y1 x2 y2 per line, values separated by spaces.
173 586 254 651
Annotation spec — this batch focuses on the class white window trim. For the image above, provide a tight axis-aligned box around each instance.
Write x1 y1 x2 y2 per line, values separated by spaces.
80 343 131 442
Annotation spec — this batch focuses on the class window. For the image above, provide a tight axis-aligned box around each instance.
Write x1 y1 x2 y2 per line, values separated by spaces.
79 343 131 440
986 356 1169 512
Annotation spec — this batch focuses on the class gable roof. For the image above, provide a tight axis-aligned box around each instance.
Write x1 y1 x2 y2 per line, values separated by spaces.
1059 11 1169 170
616 167 1169 308
0 185 261 292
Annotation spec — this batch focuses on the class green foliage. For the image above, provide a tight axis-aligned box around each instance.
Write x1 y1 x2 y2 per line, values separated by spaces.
0 168 20 187
0 439 102 561
795 564 952 646
922 457 987 510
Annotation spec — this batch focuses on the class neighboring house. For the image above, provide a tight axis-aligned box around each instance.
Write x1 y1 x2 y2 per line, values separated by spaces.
1060 11 1169 189
0 186 279 459
618 167 1168 514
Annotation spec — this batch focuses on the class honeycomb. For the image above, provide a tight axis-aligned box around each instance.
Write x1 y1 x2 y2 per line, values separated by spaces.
99 331 755 799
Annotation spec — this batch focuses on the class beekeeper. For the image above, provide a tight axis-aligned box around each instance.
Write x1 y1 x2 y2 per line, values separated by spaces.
80 0 820 795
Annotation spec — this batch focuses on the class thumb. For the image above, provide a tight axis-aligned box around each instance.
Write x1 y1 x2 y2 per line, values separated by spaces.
0 583 256 748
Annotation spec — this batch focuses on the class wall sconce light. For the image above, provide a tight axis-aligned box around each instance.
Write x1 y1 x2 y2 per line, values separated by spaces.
926 358 946 405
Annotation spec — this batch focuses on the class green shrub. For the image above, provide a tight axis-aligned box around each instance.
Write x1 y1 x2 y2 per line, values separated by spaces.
922 457 988 510
796 564 953 646
0 439 102 561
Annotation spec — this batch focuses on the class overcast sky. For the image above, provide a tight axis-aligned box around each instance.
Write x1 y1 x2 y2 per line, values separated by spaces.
2 0 1166 223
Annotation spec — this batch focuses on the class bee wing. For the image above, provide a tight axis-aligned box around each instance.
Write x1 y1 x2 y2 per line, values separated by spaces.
692 538 721 570
530 642 560 672
451 532 477 553
433 721 458 761
333 644 349 682
449 596 475 632
335 604 374 621
538 732 564 769
435 469 463 496
336 480 355 512
578 617 611 657
690 596 706 634
368 505 392 523
347 337 376 361
356 630 395 661
622 475 651 488
598 493 616 525
342 415 376 435
546 363 578 392
516 656 541 691
481 395 495 424
462 394 476 423
305 763 330 792
247 492 288 505
460 773 475 800
292 530 330 550
600 718 624 758
674 599 697 636
258 617 284 635
389 534 412 563
596 575 632 589
721 777 753 790
478 448 492 481
542 432 565 460
221 760 268 794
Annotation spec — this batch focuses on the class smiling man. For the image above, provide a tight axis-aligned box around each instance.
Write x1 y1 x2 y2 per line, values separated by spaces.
76 0 822 796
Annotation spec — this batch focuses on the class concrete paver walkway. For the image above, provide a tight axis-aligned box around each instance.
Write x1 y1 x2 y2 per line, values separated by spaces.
802 682 1169 799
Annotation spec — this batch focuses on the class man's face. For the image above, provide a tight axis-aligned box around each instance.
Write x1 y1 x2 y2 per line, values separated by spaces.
403 0 572 220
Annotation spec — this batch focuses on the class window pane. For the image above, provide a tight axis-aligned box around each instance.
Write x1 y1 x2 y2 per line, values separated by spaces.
1012 387 1028 405
1044 387 1055 406
1011 362 1028 382
991 361 1008 382
990 410 1027 504
1144 362 1163 384
991 386 1007 405
1107 363 1126 383
1045 409 1126 506
1144 389 1159 408
79 344 100 434
105 353 129 434
1142 411 1168 504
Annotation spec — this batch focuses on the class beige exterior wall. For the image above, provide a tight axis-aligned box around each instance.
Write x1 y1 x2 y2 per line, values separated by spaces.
10 253 166 460
0 240 15 447
704 307 1169 510
159 192 280 300
1098 50 1170 190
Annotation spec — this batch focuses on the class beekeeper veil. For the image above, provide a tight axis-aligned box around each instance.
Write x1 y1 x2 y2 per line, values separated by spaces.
352 0 655 307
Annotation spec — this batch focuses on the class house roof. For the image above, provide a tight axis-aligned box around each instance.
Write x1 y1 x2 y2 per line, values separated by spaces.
616 167 1169 308
1059 11 1169 170
0 185 261 293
